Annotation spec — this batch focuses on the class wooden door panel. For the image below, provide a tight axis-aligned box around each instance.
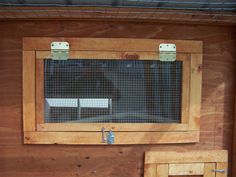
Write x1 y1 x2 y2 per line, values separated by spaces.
144 150 227 177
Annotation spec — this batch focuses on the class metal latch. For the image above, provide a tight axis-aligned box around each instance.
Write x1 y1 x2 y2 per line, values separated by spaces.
107 130 115 144
212 169 226 173
51 42 69 60
159 43 176 62
101 128 115 144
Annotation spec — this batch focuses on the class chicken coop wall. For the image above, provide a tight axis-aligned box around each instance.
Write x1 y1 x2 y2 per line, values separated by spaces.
0 20 235 177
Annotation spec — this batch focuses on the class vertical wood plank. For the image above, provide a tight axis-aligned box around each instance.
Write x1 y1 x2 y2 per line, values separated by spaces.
204 163 216 177
216 163 227 177
144 164 156 177
23 51 36 131
181 55 191 124
189 53 202 130
233 93 236 176
36 59 45 125
156 164 168 177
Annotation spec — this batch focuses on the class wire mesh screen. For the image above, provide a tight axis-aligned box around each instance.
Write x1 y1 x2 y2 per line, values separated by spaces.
44 59 182 123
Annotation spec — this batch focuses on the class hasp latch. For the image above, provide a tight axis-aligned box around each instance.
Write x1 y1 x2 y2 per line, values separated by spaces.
159 43 176 62
51 42 69 60
212 169 226 173
101 127 115 144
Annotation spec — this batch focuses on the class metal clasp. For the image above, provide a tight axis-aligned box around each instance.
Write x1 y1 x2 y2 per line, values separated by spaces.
212 169 226 173
101 127 115 144
107 130 115 144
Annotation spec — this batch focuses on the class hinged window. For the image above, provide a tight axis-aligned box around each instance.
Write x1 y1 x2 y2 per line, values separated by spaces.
23 38 202 145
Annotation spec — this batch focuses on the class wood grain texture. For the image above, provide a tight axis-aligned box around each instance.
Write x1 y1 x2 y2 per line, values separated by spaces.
216 162 228 177
35 59 44 125
24 131 199 145
181 55 191 124
37 123 189 132
145 150 228 164
204 163 216 177
233 94 236 177
169 163 204 175
0 20 235 177
23 51 36 131
189 53 203 130
24 37 202 53
36 51 190 60
156 164 168 177
0 7 236 25
144 164 156 177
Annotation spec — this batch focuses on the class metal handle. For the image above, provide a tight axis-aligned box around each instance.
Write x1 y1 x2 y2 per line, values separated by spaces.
212 169 225 173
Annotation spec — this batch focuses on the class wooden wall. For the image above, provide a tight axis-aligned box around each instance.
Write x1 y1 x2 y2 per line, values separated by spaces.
0 20 235 177
233 94 236 175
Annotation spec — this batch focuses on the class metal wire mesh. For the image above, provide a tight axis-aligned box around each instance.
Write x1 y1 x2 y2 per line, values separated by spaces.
44 59 182 123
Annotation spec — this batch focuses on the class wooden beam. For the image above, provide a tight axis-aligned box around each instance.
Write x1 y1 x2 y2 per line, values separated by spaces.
189 53 202 131
36 51 192 60
23 37 203 53
35 59 44 125
0 7 236 25
145 150 228 164
37 123 189 132
24 131 199 144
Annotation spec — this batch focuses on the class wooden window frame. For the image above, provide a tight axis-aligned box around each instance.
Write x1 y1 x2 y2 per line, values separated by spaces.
144 150 228 177
23 37 202 145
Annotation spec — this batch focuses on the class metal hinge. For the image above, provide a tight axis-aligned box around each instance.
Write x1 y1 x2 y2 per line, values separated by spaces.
159 43 176 62
51 42 69 60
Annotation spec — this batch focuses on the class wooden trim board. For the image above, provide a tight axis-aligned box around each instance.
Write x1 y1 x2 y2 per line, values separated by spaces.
23 51 36 131
145 150 228 164
24 131 199 145
23 38 202 53
1 7 236 25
